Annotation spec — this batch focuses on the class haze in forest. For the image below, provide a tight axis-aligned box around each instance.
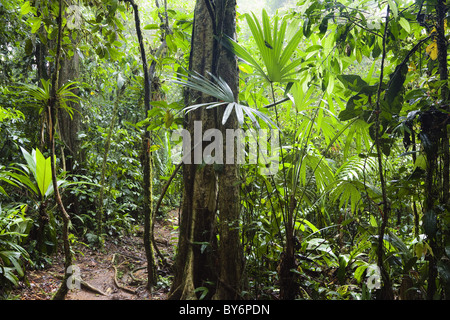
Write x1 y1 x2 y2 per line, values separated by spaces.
237 0 296 13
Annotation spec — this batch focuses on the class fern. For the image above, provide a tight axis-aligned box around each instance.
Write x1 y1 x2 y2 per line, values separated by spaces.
328 156 379 214
342 119 372 160
335 155 378 181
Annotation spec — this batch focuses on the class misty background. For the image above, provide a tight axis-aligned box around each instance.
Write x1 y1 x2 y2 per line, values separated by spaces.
236 0 297 14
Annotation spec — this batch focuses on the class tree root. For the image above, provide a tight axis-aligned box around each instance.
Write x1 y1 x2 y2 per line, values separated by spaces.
53 273 108 296
111 253 137 294
130 266 147 284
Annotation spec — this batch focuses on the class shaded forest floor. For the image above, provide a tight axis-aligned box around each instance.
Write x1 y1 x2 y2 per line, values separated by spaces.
11 210 179 300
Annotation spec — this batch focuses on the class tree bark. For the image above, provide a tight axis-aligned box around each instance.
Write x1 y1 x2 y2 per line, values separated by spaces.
125 0 158 290
50 0 73 300
214 0 242 300
58 47 82 216
169 0 242 300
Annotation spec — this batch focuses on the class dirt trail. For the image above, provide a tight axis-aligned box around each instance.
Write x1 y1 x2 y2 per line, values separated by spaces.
14 210 179 300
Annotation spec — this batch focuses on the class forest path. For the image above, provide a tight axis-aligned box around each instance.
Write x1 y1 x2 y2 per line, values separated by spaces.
14 210 179 300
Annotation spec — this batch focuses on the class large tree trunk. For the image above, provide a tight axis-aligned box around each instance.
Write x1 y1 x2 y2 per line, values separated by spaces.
213 0 242 300
58 51 81 170
169 0 241 300
58 50 82 215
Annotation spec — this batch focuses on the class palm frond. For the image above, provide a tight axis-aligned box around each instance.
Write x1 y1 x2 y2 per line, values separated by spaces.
222 9 303 84
172 71 277 129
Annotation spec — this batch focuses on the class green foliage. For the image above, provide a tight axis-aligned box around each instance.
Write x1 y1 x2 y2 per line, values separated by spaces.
0 204 31 290
223 8 303 84
0 0 449 300
18 79 81 119
8 148 71 202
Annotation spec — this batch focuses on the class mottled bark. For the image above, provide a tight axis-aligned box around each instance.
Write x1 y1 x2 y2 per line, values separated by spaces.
170 0 242 300
58 49 82 216
214 0 242 300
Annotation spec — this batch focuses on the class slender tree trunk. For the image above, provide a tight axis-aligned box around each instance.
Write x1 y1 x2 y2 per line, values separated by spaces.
279 194 297 299
374 5 394 300
123 0 158 290
50 0 73 300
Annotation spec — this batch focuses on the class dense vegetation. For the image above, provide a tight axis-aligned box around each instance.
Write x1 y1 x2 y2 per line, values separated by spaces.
0 0 449 300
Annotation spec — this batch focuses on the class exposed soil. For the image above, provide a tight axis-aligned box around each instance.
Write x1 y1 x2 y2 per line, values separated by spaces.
11 210 179 300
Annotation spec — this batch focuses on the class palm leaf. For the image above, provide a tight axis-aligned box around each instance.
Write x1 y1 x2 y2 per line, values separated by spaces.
173 71 277 129
223 9 303 84
221 35 270 82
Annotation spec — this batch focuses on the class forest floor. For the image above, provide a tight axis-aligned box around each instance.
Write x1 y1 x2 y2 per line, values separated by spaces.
11 209 179 300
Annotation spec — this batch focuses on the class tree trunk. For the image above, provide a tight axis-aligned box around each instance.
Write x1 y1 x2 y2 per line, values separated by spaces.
214 0 242 300
50 0 73 300
123 0 158 290
58 48 82 216
58 51 81 171
169 0 241 300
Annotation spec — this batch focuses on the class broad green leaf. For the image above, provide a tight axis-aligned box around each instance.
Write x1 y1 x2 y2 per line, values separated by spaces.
354 265 369 283
7 171 39 196
144 24 159 30
29 16 42 33
388 0 398 18
20 1 32 15
399 17 410 33
20 148 37 182
0 267 19 286
35 148 52 199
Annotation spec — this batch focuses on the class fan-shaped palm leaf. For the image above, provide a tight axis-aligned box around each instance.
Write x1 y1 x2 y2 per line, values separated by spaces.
173 71 276 129
222 9 303 84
